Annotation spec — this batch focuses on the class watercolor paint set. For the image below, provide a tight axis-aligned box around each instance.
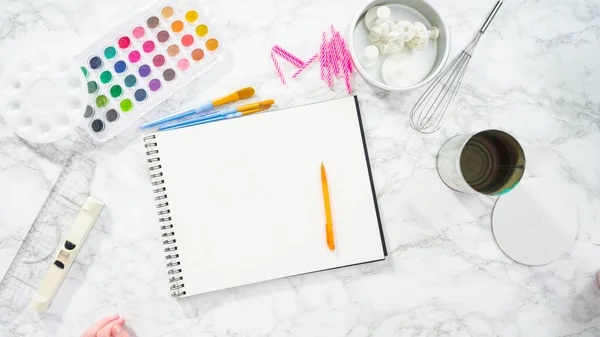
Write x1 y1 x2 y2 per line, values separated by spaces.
77 0 223 142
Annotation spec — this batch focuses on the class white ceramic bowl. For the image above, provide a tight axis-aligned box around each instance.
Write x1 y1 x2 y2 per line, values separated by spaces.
349 0 450 92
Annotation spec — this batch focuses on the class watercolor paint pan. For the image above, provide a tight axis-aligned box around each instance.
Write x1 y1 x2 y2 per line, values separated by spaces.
76 0 224 142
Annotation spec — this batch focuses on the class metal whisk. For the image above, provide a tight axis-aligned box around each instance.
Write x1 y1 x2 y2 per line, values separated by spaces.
409 0 504 134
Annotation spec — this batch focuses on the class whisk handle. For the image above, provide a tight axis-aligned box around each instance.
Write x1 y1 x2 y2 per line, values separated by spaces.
479 0 504 34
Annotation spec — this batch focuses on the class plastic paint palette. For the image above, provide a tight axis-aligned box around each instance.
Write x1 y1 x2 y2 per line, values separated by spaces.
0 53 86 143
77 0 223 142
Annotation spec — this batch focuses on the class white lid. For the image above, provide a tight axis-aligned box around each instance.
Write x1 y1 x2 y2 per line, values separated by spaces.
492 178 579 266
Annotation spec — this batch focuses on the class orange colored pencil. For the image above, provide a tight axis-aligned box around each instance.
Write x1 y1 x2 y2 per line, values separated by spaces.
321 162 335 251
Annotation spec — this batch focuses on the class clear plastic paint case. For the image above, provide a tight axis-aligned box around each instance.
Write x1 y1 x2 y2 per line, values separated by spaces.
77 0 224 142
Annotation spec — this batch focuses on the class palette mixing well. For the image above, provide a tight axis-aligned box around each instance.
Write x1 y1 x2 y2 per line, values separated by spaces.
0 53 86 143
77 0 223 142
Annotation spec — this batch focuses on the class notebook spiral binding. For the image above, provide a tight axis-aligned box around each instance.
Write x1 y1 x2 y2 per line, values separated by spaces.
143 135 186 297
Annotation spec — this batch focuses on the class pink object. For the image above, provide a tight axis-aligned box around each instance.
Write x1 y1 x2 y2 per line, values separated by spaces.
327 49 334 87
118 36 131 49
292 53 318 79
319 40 326 81
143 40 156 53
338 33 353 74
332 31 352 93
272 45 304 68
271 51 286 84
128 50 141 63
177 58 190 71
269 25 353 89
343 50 352 93
153 54 166 67
330 26 341 78
341 46 352 93
342 61 352 93
181 34 194 47
327 40 339 78
321 32 333 87
132 26 145 39
334 30 346 78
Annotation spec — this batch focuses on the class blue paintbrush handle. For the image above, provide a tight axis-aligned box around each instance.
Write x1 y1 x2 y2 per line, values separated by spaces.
139 101 214 129
158 108 237 131
160 112 242 131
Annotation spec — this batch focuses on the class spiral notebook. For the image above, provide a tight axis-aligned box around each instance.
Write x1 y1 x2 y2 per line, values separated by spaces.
143 96 386 297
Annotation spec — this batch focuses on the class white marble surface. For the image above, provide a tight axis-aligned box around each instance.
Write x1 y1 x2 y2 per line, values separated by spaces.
0 142 62 281
1 0 600 335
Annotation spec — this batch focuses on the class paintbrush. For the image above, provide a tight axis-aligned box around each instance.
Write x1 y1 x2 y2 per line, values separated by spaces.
139 87 256 129
159 100 275 131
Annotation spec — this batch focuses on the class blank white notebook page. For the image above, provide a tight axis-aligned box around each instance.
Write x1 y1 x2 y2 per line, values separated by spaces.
155 96 385 296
